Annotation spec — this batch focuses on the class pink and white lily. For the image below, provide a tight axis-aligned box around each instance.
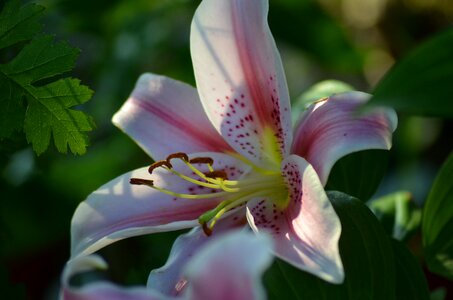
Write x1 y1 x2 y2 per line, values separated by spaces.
69 0 397 286
62 230 274 300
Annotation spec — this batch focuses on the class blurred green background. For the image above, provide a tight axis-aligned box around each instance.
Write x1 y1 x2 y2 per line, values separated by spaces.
1 0 452 299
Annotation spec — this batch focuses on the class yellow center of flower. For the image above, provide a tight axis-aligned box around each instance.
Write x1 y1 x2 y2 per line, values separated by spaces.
130 152 288 235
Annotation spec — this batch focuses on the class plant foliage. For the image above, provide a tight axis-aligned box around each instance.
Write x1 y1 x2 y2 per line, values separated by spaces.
0 0 94 155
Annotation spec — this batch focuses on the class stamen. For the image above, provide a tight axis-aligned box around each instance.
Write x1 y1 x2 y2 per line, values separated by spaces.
204 170 228 180
130 178 154 186
166 152 189 163
189 157 214 165
148 160 172 174
202 222 212 236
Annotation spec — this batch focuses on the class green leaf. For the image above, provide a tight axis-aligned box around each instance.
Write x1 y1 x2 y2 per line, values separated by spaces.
369 191 422 241
325 150 389 201
368 28 453 118
0 0 94 155
292 79 354 123
264 192 396 300
422 152 453 280
24 79 94 155
392 240 430 300
0 72 26 138
0 0 44 49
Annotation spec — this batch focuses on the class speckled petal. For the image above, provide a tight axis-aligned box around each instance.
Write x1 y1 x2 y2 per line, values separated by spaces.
292 91 397 185
191 0 292 169
246 155 344 284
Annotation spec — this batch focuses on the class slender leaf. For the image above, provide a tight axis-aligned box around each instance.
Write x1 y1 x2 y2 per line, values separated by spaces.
423 152 453 280
392 240 430 300
264 191 396 300
368 28 453 118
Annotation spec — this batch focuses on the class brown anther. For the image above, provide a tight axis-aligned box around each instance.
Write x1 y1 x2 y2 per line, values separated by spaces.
204 170 228 180
189 157 214 165
148 160 172 174
166 152 189 164
130 178 154 186
201 222 212 236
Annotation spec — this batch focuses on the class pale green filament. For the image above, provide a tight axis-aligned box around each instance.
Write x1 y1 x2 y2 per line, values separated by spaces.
135 154 288 234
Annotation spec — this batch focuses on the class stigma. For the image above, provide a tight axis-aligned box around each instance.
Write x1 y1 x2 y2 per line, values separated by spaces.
130 152 288 236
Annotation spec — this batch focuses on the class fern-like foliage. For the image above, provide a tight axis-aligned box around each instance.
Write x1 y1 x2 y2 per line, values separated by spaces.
0 0 94 155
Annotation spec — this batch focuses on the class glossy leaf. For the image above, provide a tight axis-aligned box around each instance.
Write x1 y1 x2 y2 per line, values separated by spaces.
368 28 453 118
423 152 453 280
325 150 389 202
369 191 422 241
392 240 430 300
264 191 395 300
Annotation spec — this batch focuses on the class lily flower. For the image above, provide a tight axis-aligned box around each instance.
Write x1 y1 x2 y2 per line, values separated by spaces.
70 0 397 285
62 230 274 300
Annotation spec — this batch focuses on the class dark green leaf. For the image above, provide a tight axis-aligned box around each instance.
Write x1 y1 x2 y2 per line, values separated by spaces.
0 72 25 138
369 191 422 241
392 240 430 300
0 0 44 49
0 0 94 154
292 79 354 123
325 150 389 201
368 28 453 118
423 152 453 280
264 191 396 300
4 35 79 83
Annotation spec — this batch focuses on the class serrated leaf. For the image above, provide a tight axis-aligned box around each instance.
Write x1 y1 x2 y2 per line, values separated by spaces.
23 78 94 155
3 35 79 83
0 0 44 49
325 150 389 201
367 28 453 118
392 240 430 300
0 0 94 154
369 191 422 241
264 192 396 300
422 152 453 280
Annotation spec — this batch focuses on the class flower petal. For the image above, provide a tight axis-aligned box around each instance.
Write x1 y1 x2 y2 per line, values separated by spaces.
183 230 274 300
246 155 344 283
61 255 169 300
112 73 233 161
71 152 250 258
191 0 292 168
292 91 397 185
147 209 247 296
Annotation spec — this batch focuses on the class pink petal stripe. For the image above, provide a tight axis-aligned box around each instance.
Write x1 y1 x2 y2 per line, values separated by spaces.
112 73 233 161
292 91 397 185
61 255 168 300
147 209 247 296
184 230 274 300
71 152 250 258
246 155 344 283
191 0 292 167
